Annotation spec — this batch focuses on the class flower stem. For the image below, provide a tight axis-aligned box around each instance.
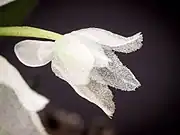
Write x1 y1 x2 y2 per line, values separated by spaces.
0 26 62 40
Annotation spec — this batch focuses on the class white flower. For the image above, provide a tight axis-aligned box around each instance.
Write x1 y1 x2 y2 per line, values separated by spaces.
0 0 15 7
14 28 143 117
0 55 49 135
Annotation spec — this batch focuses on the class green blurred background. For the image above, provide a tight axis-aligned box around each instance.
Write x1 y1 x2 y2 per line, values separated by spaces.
0 0 38 26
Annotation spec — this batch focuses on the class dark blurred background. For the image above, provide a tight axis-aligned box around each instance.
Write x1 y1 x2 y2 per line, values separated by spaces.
0 0 179 134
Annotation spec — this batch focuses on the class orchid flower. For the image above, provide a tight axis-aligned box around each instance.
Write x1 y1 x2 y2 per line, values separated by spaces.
0 26 143 118
0 55 49 135
0 0 15 7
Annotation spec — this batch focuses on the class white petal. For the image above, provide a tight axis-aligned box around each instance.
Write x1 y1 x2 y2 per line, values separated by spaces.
67 32 111 68
51 56 66 81
51 55 115 117
0 0 15 7
51 51 114 117
90 50 141 91
71 28 143 53
51 56 115 117
82 42 111 68
0 56 48 135
71 80 115 117
30 112 48 135
0 84 48 135
0 56 49 112
54 35 94 85
14 40 54 67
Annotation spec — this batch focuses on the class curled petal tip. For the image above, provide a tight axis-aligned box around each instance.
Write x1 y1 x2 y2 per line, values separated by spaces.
111 32 143 53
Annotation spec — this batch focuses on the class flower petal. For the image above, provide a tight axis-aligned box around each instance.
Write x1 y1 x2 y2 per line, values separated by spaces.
0 0 15 7
70 28 143 53
0 56 49 112
71 80 115 117
54 35 94 85
0 84 48 135
51 55 115 117
90 50 141 91
51 55 66 81
14 40 54 67
67 33 111 68
30 112 48 135
0 56 48 135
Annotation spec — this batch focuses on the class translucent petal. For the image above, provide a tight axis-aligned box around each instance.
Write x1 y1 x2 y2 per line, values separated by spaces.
90 50 141 91
70 28 143 53
0 56 49 112
0 84 48 135
14 40 54 67
71 80 115 117
54 35 94 85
